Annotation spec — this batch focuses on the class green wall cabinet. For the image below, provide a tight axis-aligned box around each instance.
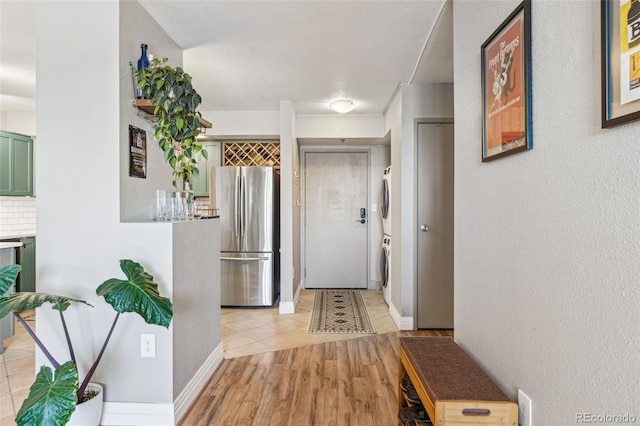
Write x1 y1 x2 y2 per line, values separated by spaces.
0 131 34 196
191 142 221 197
16 237 36 292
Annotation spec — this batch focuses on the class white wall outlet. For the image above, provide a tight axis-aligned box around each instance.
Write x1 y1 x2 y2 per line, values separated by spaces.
141 333 156 358
371 203 377 213
518 389 532 426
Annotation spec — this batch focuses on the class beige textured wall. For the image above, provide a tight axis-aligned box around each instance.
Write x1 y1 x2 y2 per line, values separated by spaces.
119 0 183 222
453 1 640 423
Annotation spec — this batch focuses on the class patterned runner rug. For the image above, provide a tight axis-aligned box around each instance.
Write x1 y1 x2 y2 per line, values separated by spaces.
308 289 376 334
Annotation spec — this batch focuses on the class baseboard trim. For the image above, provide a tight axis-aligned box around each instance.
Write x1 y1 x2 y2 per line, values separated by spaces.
389 302 414 330
279 282 302 314
100 343 224 426
279 300 295 314
174 342 224 423
101 402 174 425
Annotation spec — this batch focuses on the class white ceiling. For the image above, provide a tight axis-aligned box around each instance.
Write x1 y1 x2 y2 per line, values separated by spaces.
0 0 452 116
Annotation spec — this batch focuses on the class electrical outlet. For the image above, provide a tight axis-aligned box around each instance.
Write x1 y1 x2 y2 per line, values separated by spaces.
371 203 377 213
518 389 532 426
141 333 156 358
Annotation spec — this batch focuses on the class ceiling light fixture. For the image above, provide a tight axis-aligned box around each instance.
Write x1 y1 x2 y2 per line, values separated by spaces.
330 100 355 113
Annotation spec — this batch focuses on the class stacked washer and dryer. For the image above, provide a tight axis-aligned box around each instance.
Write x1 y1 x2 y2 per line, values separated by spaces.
379 166 392 305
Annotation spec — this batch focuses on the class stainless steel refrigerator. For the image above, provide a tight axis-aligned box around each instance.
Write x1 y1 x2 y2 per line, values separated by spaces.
213 166 280 306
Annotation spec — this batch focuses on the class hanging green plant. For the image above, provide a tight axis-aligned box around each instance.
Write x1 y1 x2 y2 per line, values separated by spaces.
135 58 208 189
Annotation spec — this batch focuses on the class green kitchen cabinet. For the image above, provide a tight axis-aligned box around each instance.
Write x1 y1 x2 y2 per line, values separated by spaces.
16 237 36 292
191 142 221 197
0 131 34 196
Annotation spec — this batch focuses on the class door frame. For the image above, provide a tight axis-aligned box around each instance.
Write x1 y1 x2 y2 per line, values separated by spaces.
413 119 454 328
300 146 372 289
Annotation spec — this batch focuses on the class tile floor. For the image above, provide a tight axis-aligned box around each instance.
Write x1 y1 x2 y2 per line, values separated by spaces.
0 311 35 426
0 290 397 424
221 289 398 358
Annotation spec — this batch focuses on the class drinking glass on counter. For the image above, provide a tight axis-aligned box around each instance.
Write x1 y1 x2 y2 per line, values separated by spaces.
155 190 166 221
178 192 189 220
154 190 199 221
188 201 198 220
166 195 176 221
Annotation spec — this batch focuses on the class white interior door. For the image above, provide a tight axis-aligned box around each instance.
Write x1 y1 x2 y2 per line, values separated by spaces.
304 151 368 288
417 123 454 329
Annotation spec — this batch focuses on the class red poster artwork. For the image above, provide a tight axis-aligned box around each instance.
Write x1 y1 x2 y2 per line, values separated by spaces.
483 14 525 157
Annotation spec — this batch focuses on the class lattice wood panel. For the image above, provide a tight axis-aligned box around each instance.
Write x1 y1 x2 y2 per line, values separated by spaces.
224 142 280 166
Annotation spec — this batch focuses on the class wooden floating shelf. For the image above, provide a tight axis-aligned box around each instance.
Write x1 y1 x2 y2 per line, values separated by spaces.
132 99 212 128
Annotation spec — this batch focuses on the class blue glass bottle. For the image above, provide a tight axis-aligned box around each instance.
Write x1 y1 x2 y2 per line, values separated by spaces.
136 44 150 99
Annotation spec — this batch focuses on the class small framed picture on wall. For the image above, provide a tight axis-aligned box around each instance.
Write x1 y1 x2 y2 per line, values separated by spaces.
129 125 147 179
481 0 532 162
601 0 640 128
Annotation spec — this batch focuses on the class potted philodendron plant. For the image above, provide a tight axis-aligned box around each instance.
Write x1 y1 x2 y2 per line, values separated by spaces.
135 57 207 190
0 259 173 426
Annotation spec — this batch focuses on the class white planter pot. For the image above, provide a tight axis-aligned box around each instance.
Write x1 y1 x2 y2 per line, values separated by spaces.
67 383 103 426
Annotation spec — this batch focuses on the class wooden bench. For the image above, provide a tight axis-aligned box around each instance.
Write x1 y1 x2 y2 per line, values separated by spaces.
398 337 518 426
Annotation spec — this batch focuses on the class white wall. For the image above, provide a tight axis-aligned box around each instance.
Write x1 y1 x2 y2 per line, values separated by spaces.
296 114 384 139
454 1 640 423
199 110 280 137
0 112 35 136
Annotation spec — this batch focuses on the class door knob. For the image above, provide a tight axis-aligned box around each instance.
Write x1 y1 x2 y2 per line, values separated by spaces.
355 219 366 224
420 224 429 231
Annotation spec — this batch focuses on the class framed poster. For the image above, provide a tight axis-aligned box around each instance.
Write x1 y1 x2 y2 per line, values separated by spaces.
601 0 640 128
129 125 147 178
481 0 532 162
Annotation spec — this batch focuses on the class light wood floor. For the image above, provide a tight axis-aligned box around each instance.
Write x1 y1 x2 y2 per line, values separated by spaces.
180 329 453 426
1 294 452 426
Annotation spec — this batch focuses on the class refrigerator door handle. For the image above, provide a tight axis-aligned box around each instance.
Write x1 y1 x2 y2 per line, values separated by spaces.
240 175 246 239
220 256 269 261
234 175 241 239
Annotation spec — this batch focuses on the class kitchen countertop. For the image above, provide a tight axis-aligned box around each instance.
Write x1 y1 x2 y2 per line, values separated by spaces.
0 234 36 240
0 241 22 250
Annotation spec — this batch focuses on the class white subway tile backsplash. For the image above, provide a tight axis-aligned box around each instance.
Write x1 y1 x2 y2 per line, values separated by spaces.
0 197 36 237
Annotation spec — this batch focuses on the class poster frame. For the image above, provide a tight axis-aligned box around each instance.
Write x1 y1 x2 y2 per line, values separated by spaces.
601 0 640 128
481 0 532 162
